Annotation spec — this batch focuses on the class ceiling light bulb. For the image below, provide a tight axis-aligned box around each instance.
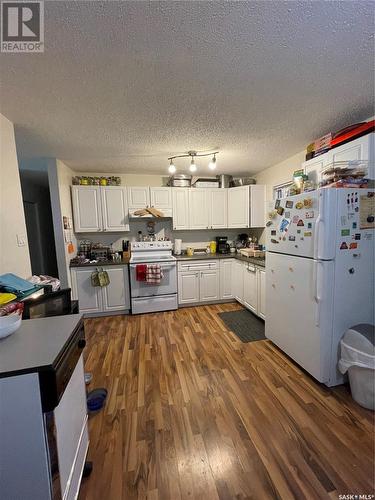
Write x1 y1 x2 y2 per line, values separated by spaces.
189 157 197 172
168 160 176 174
208 154 217 170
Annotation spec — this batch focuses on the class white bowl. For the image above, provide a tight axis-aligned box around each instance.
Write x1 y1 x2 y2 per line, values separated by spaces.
0 314 22 340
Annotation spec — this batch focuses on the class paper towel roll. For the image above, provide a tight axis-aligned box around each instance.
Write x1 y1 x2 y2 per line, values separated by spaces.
174 239 182 255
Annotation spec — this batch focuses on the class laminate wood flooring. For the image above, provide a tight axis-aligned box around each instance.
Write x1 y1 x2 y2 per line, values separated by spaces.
79 304 374 500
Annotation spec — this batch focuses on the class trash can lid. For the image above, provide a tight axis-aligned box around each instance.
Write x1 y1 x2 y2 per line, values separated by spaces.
342 324 375 356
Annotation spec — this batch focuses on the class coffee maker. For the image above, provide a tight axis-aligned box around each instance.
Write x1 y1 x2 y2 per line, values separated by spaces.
216 236 230 254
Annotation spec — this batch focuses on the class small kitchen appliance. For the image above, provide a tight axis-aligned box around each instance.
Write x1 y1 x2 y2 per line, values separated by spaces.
216 236 230 254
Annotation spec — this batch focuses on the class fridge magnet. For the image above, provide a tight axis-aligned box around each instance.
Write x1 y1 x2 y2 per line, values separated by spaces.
285 200 294 208
276 206 284 216
292 215 299 224
295 201 304 210
271 239 279 244
349 242 358 249
279 218 290 232
352 222 357 229
307 222 312 229
288 235 296 241
297 229 301 234
284 211 291 219
340 242 348 250
282 236 286 241
304 232 312 237
341 229 350 236
354 233 361 240
266 220 273 227
360 194 375 228
271 230 276 235
297 219 304 227
305 211 314 219
274 199 281 209
300 237 304 241
304 198 313 208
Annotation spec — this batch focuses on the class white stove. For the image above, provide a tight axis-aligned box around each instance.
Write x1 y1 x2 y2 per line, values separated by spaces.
129 241 178 314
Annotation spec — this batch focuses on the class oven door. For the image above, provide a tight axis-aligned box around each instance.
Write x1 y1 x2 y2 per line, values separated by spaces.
130 262 177 297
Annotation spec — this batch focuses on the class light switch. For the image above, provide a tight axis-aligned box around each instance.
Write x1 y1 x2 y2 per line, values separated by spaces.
17 234 27 247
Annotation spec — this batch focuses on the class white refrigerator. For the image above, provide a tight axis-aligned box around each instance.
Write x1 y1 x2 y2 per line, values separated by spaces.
265 188 374 386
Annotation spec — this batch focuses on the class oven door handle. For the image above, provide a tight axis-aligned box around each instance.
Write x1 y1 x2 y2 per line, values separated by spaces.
130 263 176 269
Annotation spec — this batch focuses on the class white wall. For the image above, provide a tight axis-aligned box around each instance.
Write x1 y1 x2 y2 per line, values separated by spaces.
0 114 31 278
48 160 78 288
255 150 306 201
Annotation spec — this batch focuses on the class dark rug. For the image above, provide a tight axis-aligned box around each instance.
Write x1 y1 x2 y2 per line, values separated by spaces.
218 309 265 343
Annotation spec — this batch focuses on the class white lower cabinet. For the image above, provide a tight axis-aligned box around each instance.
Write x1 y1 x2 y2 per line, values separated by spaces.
243 264 257 313
220 259 234 299
232 259 244 304
71 266 130 315
200 270 219 302
178 271 200 304
178 260 219 304
232 260 265 319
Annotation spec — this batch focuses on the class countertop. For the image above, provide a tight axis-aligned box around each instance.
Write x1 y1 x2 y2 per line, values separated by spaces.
69 253 265 268
70 258 130 268
0 314 83 379
175 252 265 267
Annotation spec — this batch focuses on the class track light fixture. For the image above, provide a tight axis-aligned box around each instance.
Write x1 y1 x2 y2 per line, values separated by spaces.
167 150 219 174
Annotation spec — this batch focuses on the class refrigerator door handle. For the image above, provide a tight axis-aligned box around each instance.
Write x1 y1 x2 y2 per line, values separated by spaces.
314 190 325 260
313 260 323 327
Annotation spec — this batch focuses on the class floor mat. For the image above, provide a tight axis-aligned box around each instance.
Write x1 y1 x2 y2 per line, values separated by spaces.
218 309 265 343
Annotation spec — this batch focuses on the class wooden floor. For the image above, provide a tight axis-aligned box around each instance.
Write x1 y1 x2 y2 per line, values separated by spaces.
79 304 374 500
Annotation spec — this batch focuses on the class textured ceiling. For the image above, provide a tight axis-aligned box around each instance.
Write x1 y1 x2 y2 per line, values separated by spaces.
0 1 374 175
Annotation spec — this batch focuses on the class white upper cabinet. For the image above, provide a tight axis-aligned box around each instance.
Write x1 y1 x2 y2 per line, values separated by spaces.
303 133 374 184
302 157 327 186
227 185 265 228
101 186 129 231
71 186 103 232
330 134 373 163
172 188 190 230
209 189 228 229
228 186 249 228
72 186 129 233
250 185 266 227
189 189 209 229
150 187 172 210
127 186 150 209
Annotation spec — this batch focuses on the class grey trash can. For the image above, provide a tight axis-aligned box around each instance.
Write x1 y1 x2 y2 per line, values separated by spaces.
338 324 375 410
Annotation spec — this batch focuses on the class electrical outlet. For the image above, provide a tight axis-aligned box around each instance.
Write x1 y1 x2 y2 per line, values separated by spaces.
17 234 27 247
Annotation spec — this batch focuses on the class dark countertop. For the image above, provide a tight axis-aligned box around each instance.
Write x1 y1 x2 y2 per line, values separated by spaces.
70 258 130 268
176 252 265 267
0 314 83 379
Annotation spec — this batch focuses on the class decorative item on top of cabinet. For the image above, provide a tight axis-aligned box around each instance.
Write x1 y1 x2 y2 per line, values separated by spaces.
71 186 129 233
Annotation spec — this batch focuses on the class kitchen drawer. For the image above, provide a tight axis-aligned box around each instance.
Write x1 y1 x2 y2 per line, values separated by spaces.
178 260 218 272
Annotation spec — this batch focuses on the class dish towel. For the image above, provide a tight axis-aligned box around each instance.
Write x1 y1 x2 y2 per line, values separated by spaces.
136 264 147 282
146 264 163 284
